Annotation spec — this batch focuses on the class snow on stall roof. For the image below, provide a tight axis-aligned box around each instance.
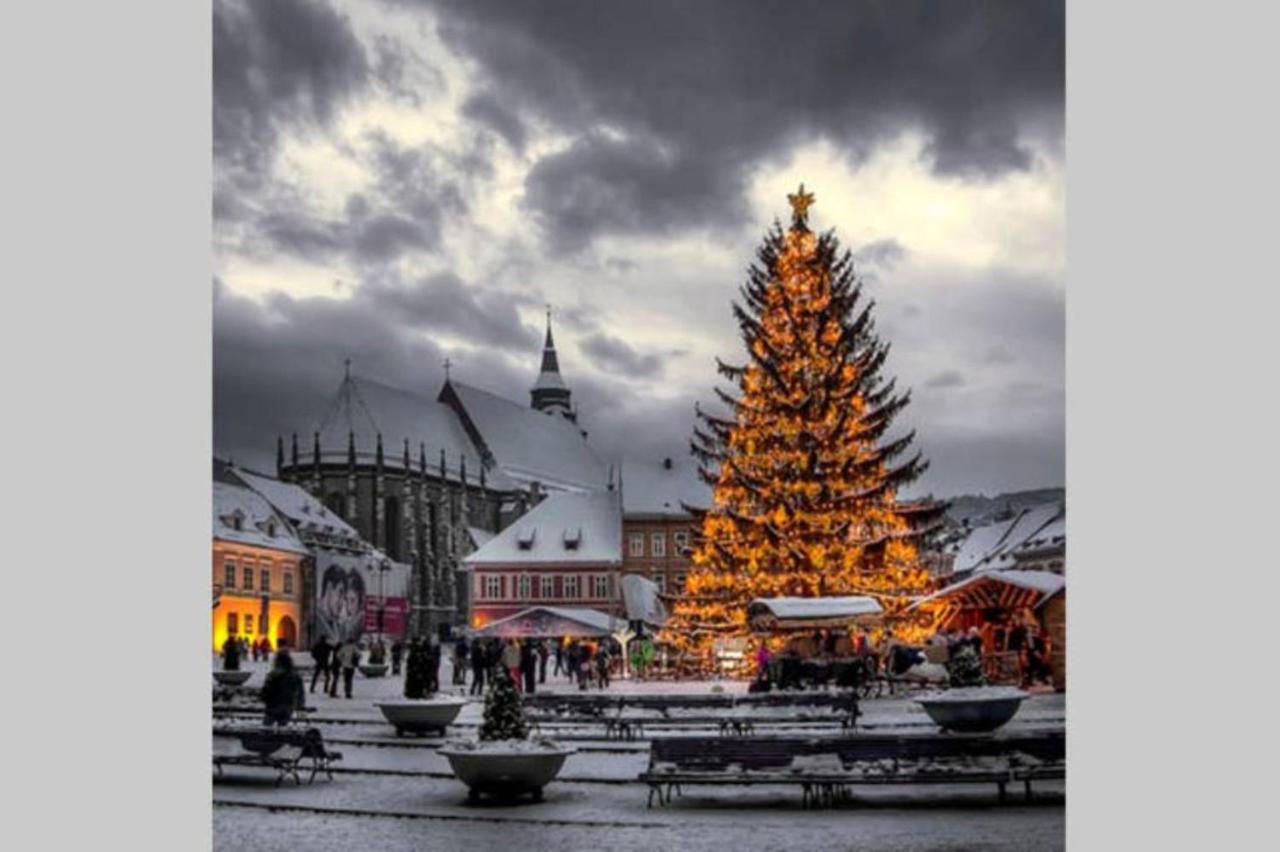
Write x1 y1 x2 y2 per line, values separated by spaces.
212 481 308 554
463 489 621 565
475 605 625 637
621 457 712 516
620 573 668 625
449 381 607 491
230 467 359 538
747 596 884 620
908 569 1065 610
315 375 509 487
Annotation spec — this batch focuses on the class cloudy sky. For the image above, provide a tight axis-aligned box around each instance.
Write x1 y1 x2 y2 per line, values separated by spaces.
213 0 1064 498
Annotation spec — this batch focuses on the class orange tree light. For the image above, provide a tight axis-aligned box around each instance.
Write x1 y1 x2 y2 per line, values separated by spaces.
660 187 943 670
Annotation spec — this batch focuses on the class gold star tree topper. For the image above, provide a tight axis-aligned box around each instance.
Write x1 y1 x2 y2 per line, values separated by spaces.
787 183 815 225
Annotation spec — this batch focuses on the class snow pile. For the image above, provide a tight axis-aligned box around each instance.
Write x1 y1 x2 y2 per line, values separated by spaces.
439 737 574 755
917 686 1029 702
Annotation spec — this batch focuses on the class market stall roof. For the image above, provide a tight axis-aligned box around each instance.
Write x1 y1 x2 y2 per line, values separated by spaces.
472 606 626 639
620 573 668 625
906 569 1065 613
746 596 884 631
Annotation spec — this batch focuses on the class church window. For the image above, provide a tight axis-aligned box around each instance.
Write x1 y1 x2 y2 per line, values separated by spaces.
651 533 666 558
384 496 401 561
325 492 345 516
563 575 579 599
541 575 555 598
224 561 236 589
628 533 644 557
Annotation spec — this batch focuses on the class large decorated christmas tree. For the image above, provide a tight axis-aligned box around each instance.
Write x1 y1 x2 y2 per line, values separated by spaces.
662 186 946 668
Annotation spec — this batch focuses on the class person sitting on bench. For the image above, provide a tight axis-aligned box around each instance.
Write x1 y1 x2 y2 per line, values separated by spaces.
260 650 305 726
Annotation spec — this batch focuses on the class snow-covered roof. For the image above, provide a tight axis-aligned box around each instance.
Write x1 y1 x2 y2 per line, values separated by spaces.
315 375 515 489
230 468 360 539
212 481 308 555
907 569 1066 611
950 502 1065 574
464 489 621 565
449 381 608 491
621 456 712 516
468 527 495 550
748 596 884 620
474 605 625 638
620 573 668 625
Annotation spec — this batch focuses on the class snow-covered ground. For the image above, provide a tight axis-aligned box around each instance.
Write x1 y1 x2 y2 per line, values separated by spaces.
212 655 1064 851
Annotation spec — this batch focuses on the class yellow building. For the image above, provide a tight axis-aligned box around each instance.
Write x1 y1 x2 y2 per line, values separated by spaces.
212 481 308 652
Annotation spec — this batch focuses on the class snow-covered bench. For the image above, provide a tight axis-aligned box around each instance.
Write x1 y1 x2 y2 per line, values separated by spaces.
212 726 342 786
638 732 1065 808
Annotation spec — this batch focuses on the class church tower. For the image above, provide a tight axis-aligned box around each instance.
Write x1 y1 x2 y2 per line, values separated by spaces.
530 308 575 422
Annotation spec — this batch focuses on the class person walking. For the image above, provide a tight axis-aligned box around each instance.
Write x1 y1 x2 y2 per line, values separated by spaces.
595 643 611 689
309 635 332 694
469 637 486 695
261 650 305 726
537 639 550 684
553 639 565 679
521 639 538 695
334 638 359 698
221 634 242 672
501 639 522 693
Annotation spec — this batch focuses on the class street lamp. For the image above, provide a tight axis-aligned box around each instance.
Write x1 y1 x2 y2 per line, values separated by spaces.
376 558 392 644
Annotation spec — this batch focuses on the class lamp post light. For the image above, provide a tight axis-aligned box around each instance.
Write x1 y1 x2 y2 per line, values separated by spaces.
375 559 393 644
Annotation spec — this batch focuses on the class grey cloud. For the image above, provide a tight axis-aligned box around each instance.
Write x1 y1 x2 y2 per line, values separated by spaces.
853 239 908 272
579 332 667 379
418 0 1063 249
213 0 370 181
925 370 965 389
360 271 540 351
462 91 528 152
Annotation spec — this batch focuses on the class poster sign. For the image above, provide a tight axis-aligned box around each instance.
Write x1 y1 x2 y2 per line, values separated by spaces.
315 552 412 642
364 595 410 637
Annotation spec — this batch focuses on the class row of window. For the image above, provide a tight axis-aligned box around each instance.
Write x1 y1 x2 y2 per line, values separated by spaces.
225 612 258 636
627 530 689 558
222 559 294 595
477 573 612 602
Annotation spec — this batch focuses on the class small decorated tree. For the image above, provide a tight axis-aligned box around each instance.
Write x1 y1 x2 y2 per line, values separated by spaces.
404 639 434 699
947 645 987 688
479 669 528 741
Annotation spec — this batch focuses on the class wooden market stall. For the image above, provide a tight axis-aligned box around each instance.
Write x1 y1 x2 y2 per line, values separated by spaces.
906 569 1066 688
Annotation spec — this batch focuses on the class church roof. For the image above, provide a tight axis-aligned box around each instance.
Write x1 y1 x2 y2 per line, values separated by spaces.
463 488 622 565
448 380 607 491
313 374 516 489
212 481 309 555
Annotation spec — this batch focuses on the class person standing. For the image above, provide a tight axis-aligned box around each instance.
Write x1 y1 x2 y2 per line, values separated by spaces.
334 638 359 698
221 634 241 672
260 650 305 726
595 643 611 689
521 639 538 695
427 635 442 694
501 639 522 693
309 635 332 694
469 637 486 695
453 636 469 686
390 639 405 676
553 639 565 679
536 639 549 684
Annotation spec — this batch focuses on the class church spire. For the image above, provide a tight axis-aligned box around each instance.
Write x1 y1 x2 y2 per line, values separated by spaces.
530 305 575 421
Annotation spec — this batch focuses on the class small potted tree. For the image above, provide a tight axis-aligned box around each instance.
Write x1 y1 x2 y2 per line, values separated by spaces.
915 645 1029 733
439 668 575 803
375 638 467 735
360 639 389 678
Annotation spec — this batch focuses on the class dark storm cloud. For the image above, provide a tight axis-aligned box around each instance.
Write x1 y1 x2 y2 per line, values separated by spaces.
413 0 1063 250
214 0 370 182
462 91 528 153
925 370 966 389
362 271 540 350
579 333 668 379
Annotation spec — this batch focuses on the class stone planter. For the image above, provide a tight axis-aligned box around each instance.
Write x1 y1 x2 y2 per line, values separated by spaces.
438 741 575 802
360 663 389 678
376 697 468 736
915 686 1029 733
213 670 252 687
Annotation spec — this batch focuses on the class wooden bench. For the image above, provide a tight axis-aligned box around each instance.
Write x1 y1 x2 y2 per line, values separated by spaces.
212 727 342 786
639 732 1065 808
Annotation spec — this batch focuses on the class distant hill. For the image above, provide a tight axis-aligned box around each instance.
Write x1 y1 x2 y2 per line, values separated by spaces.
942 487 1066 527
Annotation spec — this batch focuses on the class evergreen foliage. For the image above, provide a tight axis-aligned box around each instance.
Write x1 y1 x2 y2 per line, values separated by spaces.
403 638 434 699
947 645 987 688
479 668 528 741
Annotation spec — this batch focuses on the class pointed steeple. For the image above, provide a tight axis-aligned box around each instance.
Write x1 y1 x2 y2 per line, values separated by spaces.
530 305 574 420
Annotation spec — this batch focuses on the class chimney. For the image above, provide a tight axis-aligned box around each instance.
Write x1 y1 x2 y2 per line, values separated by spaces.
663 457 673 470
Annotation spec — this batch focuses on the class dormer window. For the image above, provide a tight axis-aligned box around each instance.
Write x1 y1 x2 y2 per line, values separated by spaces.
267 521 276 538
563 527 582 550
517 527 536 550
